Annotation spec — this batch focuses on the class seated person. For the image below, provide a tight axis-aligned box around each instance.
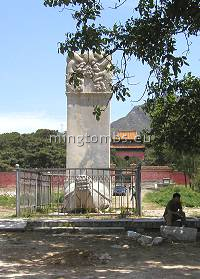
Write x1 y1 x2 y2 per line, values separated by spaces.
163 192 186 226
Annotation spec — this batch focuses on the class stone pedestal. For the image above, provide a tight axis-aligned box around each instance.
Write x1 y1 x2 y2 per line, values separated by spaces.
66 52 112 169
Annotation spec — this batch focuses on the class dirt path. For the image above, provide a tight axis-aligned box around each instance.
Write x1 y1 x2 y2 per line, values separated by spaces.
1 231 200 278
142 202 200 218
0 206 15 218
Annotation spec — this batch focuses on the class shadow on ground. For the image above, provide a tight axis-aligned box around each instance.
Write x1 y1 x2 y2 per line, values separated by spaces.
0 231 200 278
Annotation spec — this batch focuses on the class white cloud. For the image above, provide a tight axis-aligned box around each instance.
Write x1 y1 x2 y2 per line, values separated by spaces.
0 112 66 134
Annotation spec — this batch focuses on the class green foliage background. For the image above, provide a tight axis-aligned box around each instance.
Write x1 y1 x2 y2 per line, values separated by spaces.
0 129 66 171
0 194 16 207
144 186 200 207
0 130 139 170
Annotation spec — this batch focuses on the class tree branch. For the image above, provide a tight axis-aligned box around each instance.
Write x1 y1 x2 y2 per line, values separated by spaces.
109 0 128 9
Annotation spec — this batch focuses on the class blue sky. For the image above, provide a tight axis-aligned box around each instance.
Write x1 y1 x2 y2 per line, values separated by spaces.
0 0 199 133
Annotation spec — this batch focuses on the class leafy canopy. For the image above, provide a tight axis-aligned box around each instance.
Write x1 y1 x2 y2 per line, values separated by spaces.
0 130 66 171
44 0 200 157
44 0 199 100
145 73 200 153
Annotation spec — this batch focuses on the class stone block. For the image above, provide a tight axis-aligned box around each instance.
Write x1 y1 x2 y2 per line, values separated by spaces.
0 220 27 231
127 230 141 240
160 225 197 242
137 235 153 246
152 236 164 245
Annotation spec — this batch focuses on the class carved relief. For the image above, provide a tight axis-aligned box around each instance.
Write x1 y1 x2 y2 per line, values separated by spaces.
66 52 112 93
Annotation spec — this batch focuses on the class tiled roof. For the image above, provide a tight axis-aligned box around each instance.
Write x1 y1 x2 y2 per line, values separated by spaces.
111 144 145 149
113 130 138 141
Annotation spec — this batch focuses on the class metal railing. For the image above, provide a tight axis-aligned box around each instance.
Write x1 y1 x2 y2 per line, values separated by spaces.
16 165 141 217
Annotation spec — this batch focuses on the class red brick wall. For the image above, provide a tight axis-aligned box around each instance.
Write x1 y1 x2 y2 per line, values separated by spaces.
141 166 189 185
0 172 16 188
0 166 189 188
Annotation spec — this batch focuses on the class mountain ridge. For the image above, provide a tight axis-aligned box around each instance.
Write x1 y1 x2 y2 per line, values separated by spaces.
111 105 151 133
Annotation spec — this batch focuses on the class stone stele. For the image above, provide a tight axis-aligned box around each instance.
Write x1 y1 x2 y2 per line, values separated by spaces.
66 52 112 169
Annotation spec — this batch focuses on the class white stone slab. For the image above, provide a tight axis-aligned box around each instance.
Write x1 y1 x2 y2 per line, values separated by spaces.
137 235 153 246
152 236 164 245
160 225 197 241
0 220 27 230
127 231 141 240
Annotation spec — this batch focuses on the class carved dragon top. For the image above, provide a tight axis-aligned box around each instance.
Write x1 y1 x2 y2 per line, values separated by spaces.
66 52 112 93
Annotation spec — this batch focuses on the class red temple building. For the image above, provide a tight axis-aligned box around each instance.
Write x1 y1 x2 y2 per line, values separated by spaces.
111 130 145 160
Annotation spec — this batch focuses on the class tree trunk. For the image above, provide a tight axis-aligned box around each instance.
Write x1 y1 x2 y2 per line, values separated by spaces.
184 172 187 188
189 175 192 188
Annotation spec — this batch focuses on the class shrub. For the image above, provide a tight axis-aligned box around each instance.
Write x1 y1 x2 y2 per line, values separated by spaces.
144 186 200 208
0 194 16 207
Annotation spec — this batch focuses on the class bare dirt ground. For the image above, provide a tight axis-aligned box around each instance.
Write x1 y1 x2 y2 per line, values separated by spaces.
1 202 200 219
1 231 200 279
0 206 15 218
1 185 200 278
142 202 200 218
0 187 15 218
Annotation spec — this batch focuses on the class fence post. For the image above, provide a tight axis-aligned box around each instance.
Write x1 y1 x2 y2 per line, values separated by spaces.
16 164 20 217
35 172 38 211
136 163 142 216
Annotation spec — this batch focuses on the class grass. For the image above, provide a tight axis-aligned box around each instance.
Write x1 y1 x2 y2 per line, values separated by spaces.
0 194 16 207
143 186 200 208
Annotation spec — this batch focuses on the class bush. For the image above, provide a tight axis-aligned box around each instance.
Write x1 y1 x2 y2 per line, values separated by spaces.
144 186 200 208
0 194 16 207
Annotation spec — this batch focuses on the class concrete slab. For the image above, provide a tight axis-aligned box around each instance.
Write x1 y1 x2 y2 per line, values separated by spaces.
0 219 27 231
0 218 200 232
26 217 200 231
32 226 125 234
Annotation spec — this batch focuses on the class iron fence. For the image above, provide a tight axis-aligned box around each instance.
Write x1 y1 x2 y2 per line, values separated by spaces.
16 165 141 217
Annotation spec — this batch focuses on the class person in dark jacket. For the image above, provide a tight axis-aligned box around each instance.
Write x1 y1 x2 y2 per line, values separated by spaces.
163 192 186 226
